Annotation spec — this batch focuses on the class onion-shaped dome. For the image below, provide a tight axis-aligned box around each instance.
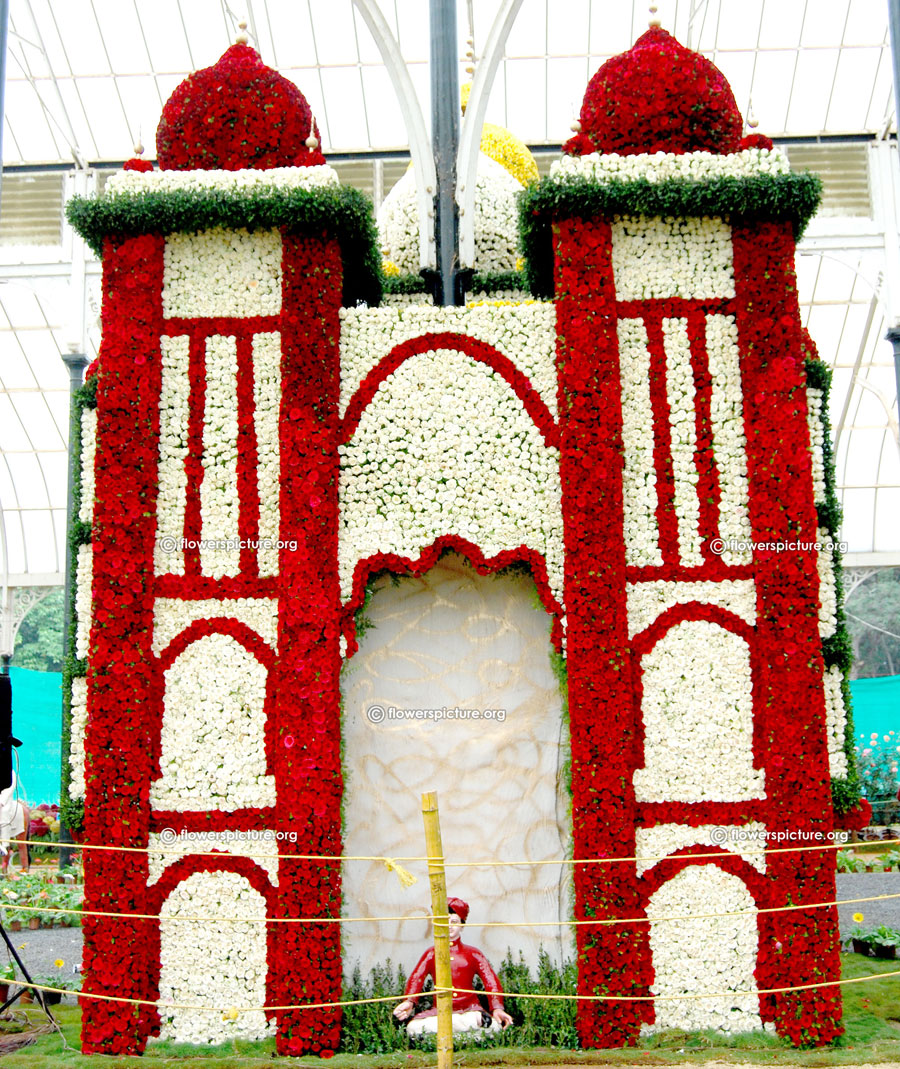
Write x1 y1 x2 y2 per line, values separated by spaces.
563 27 743 156
156 43 325 170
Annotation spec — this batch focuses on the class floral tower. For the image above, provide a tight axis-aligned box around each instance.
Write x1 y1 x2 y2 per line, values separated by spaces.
65 24 855 1058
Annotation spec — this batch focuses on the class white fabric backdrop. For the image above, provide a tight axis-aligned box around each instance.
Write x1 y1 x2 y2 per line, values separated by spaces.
341 553 572 978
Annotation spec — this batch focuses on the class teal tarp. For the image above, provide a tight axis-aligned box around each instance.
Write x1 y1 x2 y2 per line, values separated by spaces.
849 674 900 748
3 669 898 808
7 667 62 806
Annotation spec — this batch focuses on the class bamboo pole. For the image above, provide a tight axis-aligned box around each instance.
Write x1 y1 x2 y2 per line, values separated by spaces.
422 790 453 1069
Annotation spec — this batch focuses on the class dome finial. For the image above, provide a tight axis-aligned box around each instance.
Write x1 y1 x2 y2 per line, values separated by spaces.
648 4 661 28
236 19 249 45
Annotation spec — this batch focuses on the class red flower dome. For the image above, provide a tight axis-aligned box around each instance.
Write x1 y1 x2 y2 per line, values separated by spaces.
566 27 743 156
156 43 326 170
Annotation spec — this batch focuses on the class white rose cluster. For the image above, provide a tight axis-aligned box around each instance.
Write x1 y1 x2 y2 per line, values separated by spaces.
106 164 339 196
382 292 435 307
253 332 282 577
378 153 523 274
633 620 765 803
339 304 558 419
618 318 662 566
634 822 767 877
822 665 849 778
644 864 762 1035
200 336 241 578
338 348 564 608
157 870 274 1046
147 831 280 887
78 407 97 526
806 387 827 502
150 632 276 812
611 215 735 301
706 314 753 565
155 336 191 576
664 317 703 566
626 579 757 638
163 229 283 319
67 677 88 801
75 543 93 661
550 147 790 184
816 526 838 639
152 597 279 656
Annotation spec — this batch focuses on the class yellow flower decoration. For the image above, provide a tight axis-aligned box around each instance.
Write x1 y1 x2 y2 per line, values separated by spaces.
381 259 401 278
222 1007 240 1021
54 959 64 969
460 81 539 186
852 913 864 923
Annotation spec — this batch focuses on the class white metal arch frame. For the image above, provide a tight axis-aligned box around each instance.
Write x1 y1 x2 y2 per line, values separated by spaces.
351 0 437 271
455 0 524 270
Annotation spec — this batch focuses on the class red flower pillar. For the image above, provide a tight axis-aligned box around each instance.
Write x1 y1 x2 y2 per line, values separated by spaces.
81 234 163 1055
732 223 842 1045
273 233 345 1055
553 217 652 1046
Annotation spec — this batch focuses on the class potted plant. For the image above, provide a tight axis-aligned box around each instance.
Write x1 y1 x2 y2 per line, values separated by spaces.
879 849 900 872
0 962 15 1006
848 922 872 956
868 925 900 960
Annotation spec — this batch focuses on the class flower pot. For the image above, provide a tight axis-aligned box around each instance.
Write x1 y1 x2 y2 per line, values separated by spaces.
852 938 872 955
872 943 897 960
0 983 9 1005
27 918 40 930
42 990 62 1006
8 921 21 933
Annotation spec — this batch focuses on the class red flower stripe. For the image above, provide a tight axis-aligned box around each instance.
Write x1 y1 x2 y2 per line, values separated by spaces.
235 334 261 577
341 534 564 657
644 313 679 566
341 331 559 449
637 844 770 907
616 297 735 319
637 801 766 826
183 331 207 576
685 310 721 562
152 575 280 599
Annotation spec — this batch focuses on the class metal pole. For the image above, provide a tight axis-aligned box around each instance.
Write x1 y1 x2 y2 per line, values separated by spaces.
886 1 900 412
0 0 8 211
429 0 462 306
422 791 453 1069
58 350 87 870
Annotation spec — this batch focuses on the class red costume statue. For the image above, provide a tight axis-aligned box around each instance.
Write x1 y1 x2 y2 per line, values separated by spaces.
393 897 513 1035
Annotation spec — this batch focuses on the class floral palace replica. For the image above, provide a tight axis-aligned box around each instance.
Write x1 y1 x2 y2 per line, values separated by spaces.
64 24 863 1058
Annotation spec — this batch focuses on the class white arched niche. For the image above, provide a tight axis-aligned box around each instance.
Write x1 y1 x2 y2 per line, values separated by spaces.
341 552 571 977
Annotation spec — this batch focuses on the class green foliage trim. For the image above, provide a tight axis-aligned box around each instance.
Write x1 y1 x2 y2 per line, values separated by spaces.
59 378 96 834
66 185 382 307
518 171 823 298
804 356 861 815
470 270 529 295
381 273 428 295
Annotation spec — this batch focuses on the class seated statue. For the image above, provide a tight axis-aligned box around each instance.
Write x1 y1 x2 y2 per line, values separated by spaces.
393 896 513 1035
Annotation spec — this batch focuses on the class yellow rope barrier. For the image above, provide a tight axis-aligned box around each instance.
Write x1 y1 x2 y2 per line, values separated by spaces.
4 890 899 926
5 836 894 866
9 968 900 1015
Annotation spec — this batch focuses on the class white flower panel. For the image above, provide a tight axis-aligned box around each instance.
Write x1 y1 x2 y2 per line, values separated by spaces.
664 317 703 567
611 216 735 301
626 579 757 638
75 543 93 661
817 527 838 639
618 318 663 567
152 597 278 656
338 303 558 421
154 335 191 576
550 147 790 184
806 387 827 504
67 677 88 801
163 228 282 318
78 407 97 526
633 620 765 803
706 315 752 566
158 871 275 1045
823 665 849 778
107 164 339 196
643 866 761 1035
253 332 282 577
635 823 767 877
147 830 279 887
338 349 564 608
200 335 240 578
151 633 275 812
